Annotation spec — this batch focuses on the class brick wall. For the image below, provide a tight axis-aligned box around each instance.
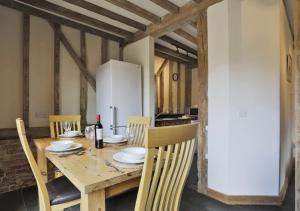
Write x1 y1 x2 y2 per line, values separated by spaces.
0 128 54 194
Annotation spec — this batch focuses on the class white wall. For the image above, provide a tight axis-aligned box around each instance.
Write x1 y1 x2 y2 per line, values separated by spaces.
207 0 230 194
208 0 281 196
0 6 23 128
0 5 120 128
123 36 155 124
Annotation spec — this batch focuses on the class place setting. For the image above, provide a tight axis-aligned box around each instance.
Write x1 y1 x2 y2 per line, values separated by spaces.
45 139 84 157
111 146 146 169
58 122 84 138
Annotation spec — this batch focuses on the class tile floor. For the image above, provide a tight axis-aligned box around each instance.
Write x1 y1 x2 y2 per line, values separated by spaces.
0 156 295 211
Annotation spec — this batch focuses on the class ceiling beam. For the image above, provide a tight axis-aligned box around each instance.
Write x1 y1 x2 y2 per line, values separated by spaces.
0 0 124 43
129 0 222 43
155 51 190 65
155 43 197 64
174 29 197 45
63 0 146 31
159 35 198 56
193 0 204 3
19 0 133 38
150 0 179 13
190 21 197 30
104 0 161 24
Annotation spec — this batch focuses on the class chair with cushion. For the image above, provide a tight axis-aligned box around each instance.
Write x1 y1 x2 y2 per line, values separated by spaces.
135 123 198 211
49 115 81 138
16 118 80 211
127 116 151 146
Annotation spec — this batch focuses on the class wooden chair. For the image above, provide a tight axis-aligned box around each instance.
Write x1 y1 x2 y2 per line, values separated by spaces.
135 124 198 211
127 116 151 146
16 118 81 211
49 115 81 138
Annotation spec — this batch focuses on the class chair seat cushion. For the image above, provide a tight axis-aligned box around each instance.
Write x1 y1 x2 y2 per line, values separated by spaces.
46 176 80 205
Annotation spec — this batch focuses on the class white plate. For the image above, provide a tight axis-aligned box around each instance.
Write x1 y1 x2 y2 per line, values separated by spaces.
122 147 145 160
46 143 82 152
104 135 127 144
59 131 82 138
113 151 144 164
50 140 74 151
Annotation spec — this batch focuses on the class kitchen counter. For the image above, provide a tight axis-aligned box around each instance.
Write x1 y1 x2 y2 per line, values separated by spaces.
155 114 192 127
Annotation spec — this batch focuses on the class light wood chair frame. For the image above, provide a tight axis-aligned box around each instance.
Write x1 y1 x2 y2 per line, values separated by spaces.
49 115 81 138
127 116 151 146
16 118 80 211
135 123 198 211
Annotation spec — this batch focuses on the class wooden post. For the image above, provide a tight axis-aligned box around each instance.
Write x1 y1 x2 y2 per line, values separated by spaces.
160 71 164 113
101 38 108 63
185 65 192 110
196 11 208 194
169 61 173 113
80 31 87 126
54 23 60 115
22 14 30 127
155 76 159 113
177 62 181 113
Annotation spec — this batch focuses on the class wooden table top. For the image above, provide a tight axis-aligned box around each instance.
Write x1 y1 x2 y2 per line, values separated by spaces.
33 138 143 194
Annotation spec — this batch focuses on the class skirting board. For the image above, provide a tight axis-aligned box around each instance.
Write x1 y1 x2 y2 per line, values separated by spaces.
207 158 294 205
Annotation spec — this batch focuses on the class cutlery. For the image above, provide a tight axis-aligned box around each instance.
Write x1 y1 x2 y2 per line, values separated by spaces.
104 160 124 173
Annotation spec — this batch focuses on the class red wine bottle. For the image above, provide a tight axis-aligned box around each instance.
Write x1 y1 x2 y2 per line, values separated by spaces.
95 114 103 149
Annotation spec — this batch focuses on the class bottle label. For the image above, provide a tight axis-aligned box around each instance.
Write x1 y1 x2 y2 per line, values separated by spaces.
96 128 103 139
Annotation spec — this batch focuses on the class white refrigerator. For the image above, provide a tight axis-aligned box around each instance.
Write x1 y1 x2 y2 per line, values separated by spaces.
96 60 142 137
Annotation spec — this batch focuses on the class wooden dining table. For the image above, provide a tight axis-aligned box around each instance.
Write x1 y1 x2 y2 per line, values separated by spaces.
33 137 143 211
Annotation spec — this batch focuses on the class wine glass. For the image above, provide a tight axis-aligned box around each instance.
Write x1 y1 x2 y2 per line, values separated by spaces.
63 122 71 133
125 127 134 144
85 126 95 140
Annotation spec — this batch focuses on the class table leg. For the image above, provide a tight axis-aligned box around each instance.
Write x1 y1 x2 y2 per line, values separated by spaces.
37 148 48 182
81 189 106 211
37 148 47 211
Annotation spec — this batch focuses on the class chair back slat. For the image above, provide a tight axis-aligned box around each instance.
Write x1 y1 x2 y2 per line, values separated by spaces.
49 115 81 138
16 118 51 211
127 116 151 146
135 124 198 211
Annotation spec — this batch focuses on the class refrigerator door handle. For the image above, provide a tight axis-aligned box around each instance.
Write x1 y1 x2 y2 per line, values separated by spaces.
110 106 117 135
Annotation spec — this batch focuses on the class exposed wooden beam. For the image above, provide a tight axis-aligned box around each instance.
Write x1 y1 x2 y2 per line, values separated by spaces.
19 0 133 38
54 23 60 115
155 75 159 112
63 0 146 31
49 23 96 91
101 38 109 63
174 28 197 45
159 36 198 56
185 65 192 109
159 68 164 112
156 59 168 76
0 0 124 43
177 62 181 113
150 0 179 13
104 0 161 24
155 51 190 65
130 0 222 43
196 11 208 195
155 43 197 64
190 21 197 30
193 0 204 3
22 13 30 127
80 31 87 126
169 61 173 113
